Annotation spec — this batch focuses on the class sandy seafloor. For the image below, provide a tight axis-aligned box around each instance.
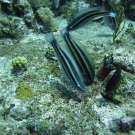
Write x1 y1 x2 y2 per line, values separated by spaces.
0 16 135 135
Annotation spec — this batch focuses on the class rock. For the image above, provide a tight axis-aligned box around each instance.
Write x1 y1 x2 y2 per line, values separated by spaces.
12 0 36 28
35 7 57 32
24 12 35 28
27 0 52 10
0 13 28 39
12 0 32 16
0 0 14 14
10 106 31 121
116 117 135 132
128 5 135 21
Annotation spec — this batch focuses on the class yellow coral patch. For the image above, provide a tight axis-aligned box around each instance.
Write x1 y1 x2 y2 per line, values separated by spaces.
14 82 34 100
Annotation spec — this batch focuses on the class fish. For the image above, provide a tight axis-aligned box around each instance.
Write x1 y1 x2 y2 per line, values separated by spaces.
66 8 116 31
61 28 95 85
98 54 114 80
99 66 112 80
52 0 60 8
45 32 86 92
106 66 121 92
102 0 118 30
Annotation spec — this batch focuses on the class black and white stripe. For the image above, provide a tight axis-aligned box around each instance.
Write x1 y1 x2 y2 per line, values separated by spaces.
102 0 118 30
61 28 95 85
66 7 116 31
46 32 86 92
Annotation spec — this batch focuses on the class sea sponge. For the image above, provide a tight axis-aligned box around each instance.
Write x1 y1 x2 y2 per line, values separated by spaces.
12 56 27 70
14 82 34 100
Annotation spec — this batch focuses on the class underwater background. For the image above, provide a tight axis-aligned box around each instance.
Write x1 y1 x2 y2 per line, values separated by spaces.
0 0 135 134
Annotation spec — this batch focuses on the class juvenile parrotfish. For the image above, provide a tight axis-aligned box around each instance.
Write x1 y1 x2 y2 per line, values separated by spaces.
100 67 112 80
66 7 116 31
98 54 114 80
61 28 95 85
52 0 60 8
106 66 121 92
102 0 118 30
45 32 86 92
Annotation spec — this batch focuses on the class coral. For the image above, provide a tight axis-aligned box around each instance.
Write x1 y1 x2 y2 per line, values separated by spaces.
28 0 52 10
12 0 36 28
35 7 57 31
128 4 135 21
58 1 77 18
0 13 28 38
9 16 28 39
44 46 56 60
12 56 27 70
0 13 10 37
12 0 32 16
24 12 35 28
14 82 34 100
76 0 90 11
121 0 135 21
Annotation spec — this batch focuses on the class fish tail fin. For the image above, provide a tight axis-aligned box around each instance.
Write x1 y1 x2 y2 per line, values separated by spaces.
60 28 69 37
45 32 55 44
77 84 86 92
109 12 116 18
53 0 60 8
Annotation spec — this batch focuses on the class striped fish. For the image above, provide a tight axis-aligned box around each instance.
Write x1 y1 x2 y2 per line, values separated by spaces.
102 0 118 30
66 7 116 31
45 32 86 92
61 28 95 85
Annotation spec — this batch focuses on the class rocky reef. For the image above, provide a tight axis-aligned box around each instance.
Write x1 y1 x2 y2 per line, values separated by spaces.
0 0 135 134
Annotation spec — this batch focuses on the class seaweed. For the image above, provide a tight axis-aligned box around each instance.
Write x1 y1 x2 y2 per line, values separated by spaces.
113 2 125 44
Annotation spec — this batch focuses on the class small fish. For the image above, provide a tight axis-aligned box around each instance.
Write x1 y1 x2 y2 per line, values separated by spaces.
66 8 116 31
106 66 121 92
61 28 95 84
99 67 112 80
98 54 114 80
45 32 86 92
102 0 118 30
52 0 60 8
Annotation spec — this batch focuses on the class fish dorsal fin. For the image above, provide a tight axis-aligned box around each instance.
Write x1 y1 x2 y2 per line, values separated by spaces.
69 6 102 22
